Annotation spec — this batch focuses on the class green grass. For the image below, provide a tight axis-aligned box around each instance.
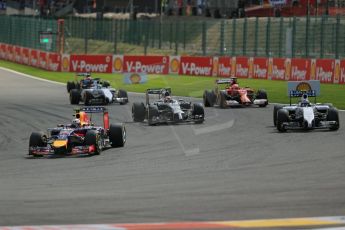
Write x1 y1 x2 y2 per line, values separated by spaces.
1 60 345 109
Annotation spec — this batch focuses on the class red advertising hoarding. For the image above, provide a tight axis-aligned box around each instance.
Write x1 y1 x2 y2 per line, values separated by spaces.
179 56 213 76
235 57 252 78
290 58 310 81
30 49 39 67
253 57 268 79
270 58 286 81
340 60 345 84
14 46 22 64
21 48 30 65
7 45 14 61
123 55 169 74
315 59 334 84
217 57 231 77
0 43 6 60
39 51 48 69
47 53 61 71
69 55 113 73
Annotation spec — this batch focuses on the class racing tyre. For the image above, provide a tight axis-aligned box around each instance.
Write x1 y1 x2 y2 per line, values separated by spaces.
327 108 339 131
273 105 283 126
67 81 75 93
84 91 92 106
118 89 128 105
132 102 146 122
147 105 159 126
277 109 289 132
256 89 268 107
219 91 227 109
29 132 47 147
109 124 126 147
70 89 80 105
192 103 205 124
203 90 215 107
84 130 101 155
29 132 47 157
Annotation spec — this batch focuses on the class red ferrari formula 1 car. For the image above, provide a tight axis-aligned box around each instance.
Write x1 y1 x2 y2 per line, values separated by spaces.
28 107 126 157
203 77 268 108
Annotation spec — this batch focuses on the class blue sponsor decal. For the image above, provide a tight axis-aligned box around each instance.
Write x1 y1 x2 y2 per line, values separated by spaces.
123 73 147 84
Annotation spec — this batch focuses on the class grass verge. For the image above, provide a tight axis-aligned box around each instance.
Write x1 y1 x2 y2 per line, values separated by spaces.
1 60 345 109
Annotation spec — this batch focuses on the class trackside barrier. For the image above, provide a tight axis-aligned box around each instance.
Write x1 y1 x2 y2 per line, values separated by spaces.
0 43 344 84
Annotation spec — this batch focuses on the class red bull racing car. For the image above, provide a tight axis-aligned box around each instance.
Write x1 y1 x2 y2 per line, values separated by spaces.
203 77 268 108
28 107 126 157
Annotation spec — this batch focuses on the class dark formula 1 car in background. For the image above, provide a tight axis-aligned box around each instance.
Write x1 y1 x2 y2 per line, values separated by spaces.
274 90 339 132
132 88 205 125
28 107 126 157
203 77 268 108
67 73 128 105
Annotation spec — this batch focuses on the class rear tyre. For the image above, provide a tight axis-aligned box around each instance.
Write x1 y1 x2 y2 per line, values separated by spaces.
327 108 339 131
256 89 268 107
70 89 80 105
118 89 128 105
67 81 75 93
192 103 205 124
109 124 126 147
277 109 289 132
219 91 227 109
84 130 101 155
132 102 146 122
273 105 283 126
203 90 215 107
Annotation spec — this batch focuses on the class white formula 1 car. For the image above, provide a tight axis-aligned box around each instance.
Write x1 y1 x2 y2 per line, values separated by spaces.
273 90 339 132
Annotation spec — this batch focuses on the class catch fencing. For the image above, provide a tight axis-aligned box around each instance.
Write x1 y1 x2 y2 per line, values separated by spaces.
0 15 344 59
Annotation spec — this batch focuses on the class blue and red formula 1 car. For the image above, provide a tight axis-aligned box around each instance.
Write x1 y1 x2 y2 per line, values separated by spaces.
28 107 126 157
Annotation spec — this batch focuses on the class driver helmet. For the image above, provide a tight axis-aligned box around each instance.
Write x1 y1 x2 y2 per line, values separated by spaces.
164 96 172 103
230 77 237 85
300 94 310 107
71 118 81 128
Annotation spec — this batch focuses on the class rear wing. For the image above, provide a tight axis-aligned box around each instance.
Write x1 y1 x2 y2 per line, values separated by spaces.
76 107 107 113
76 72 91 77
215 79 232 84
287 80 320 105
146 88 171 104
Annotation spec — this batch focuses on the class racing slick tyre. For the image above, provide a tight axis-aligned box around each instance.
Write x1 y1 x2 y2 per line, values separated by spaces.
147 105 159 126
277 109 289 132
84 91 92 106
118 89 128 105
203 90 215 107
29 132 47 157
219 91 227 109
256 89 268 107
70 89 80 105
84 130 101 155
67 81 75 93
192 103 205 124
109 124 126 147
273 105 283 126
327 108 339 131
132 102 146 122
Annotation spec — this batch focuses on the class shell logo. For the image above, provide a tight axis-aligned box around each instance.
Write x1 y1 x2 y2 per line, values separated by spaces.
62 56 69 71
296 82 312 92
170 58 180 73
113 57 123 72
129 73 141 84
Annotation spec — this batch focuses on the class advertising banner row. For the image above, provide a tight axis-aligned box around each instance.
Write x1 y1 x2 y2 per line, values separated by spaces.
1 43 345 84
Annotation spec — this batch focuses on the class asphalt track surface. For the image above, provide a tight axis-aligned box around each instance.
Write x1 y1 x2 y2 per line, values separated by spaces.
0 68 345 227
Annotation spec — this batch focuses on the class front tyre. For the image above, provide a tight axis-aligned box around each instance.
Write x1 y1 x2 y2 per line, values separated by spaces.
192 103 205 124
109 124 126 147
70 89 80 105
118 89 128 105
327 108 339 131
277 109 289 132
84 130 101 155
132 102 146 122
